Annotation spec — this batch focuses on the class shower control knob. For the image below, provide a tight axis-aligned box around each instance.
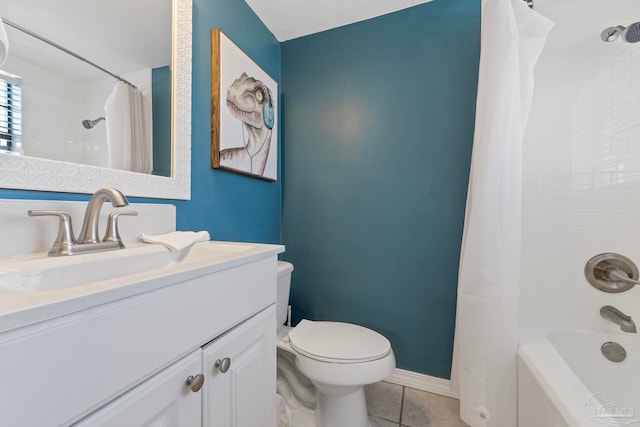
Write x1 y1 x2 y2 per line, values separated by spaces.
215 357 231 373
185 374 205 392
585 253 640 293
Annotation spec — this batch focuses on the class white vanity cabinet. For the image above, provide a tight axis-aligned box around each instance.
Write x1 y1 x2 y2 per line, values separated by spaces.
202 305 276 427
74 306 276 427
0 243 282 427
73 349 203 427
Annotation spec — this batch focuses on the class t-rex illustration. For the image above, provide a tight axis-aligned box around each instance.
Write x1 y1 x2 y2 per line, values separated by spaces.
221 72 274 176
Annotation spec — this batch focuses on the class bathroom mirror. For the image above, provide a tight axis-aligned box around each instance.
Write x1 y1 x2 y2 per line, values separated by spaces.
0 0 192 199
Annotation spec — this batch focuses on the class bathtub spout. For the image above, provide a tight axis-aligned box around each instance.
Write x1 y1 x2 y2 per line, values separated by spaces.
600 306 637 333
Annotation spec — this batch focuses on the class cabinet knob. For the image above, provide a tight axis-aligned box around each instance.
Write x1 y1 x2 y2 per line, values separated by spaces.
215 357 231 373
185 374 205 392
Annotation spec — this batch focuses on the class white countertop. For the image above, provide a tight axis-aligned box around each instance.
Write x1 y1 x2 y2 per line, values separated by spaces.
0 241 284 334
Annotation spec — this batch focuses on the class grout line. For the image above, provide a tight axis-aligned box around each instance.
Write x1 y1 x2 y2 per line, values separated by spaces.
399 385 406 426
372 415 402 427
378 416 401 424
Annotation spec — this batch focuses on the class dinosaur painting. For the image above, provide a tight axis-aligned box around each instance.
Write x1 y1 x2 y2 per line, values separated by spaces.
211 29 278 181
221 72 274 176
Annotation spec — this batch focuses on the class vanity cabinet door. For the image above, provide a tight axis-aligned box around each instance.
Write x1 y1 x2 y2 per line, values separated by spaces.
73 349 203 427
202 305 276 427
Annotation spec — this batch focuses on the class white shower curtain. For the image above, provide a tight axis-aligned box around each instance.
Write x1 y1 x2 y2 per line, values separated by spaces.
450 1 553 426
105 81 153 174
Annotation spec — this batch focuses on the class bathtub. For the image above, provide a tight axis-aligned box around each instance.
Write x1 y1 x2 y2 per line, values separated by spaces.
518 328 639 427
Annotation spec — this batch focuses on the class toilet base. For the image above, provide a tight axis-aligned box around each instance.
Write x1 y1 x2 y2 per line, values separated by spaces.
314 384 370 427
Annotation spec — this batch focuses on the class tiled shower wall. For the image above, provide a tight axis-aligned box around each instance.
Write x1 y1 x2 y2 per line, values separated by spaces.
520 0 640 330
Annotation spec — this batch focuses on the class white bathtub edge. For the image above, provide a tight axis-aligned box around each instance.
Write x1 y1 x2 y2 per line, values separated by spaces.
519 338 601 427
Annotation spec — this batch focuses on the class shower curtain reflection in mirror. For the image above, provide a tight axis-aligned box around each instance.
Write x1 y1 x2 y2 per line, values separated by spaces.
104 81 153 174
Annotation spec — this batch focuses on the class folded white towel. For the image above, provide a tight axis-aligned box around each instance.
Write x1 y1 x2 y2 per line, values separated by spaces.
140 231 210 251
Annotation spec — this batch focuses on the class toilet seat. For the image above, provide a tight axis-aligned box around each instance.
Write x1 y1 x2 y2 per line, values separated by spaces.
288 320 391 364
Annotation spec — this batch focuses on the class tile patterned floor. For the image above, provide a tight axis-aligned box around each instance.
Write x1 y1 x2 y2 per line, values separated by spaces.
365 381 469 427
278 376 468 427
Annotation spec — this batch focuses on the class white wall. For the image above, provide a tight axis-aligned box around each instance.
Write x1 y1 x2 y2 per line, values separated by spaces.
520 0 640 332
4 55 84 163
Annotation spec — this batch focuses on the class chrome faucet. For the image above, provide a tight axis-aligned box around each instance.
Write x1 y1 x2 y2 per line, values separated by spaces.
600 306 637 333
77 188 129 244
28 188 137 256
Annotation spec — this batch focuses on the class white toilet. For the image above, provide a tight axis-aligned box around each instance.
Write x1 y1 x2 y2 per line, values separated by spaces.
276 261 396 427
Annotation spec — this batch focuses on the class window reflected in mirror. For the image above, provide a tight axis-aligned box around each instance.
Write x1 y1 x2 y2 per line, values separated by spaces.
0 70 22 154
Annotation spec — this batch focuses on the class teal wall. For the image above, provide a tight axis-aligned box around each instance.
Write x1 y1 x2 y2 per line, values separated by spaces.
0 0 282 245
281 1 480 378
0 0 481 380
175 0 281 242
152 65 172 178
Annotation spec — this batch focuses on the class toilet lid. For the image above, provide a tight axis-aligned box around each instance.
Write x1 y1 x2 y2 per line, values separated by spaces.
288 320 391 363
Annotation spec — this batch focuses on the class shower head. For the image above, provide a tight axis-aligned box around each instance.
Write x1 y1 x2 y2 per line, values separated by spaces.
623 22 640 43
601 22 640 43
82 117 105 129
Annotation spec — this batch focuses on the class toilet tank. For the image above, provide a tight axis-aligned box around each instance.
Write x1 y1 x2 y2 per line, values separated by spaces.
277 261 294 326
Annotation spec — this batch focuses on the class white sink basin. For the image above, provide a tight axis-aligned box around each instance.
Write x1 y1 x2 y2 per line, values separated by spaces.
0 241 253 293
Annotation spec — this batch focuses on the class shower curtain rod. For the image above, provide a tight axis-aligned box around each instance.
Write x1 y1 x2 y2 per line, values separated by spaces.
2 18 137 89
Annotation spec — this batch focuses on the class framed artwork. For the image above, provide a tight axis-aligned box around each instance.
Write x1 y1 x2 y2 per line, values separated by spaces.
211 28 278 181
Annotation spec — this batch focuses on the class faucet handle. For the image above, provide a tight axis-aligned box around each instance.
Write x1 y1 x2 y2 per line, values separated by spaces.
28 210 76 256
103 211 138 246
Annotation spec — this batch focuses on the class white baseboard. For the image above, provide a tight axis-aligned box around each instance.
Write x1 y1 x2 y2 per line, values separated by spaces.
385 368 458 399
